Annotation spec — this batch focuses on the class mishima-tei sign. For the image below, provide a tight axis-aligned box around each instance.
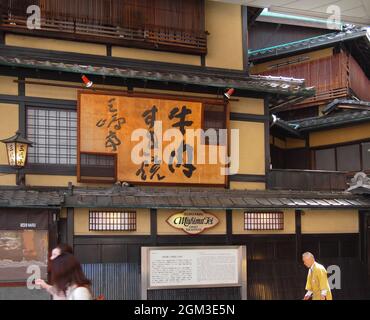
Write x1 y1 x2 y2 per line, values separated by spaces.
166 210 219 234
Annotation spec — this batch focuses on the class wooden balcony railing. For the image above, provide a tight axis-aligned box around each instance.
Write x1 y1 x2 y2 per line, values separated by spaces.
0 13 207 55
267 169 350 191
254 51 370 108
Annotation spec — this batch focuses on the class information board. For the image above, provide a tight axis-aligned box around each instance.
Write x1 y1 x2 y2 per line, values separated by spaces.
149 248 239 287
141 246 247 300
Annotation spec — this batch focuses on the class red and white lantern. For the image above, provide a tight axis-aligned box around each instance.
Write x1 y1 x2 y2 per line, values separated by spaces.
224 88 235 99
81 75 93 88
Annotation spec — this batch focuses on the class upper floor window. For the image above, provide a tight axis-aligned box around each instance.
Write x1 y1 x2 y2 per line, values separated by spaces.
2 0 206 54
79 152 116 183
202 104 226 145
27 107 77 165
362 142 370 171
314 141 370 172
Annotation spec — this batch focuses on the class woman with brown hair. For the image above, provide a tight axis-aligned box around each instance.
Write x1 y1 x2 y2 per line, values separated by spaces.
36 243 74 300
51 252 93 300
50 243 73 261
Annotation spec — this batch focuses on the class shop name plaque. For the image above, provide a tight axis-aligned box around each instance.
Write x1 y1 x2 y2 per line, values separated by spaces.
166 210 219 234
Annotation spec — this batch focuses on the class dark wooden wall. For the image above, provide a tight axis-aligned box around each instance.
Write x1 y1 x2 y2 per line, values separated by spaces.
255 51 370 105
270 145 310 170
277 106 319 121
71 232 369 300
248 21 329 51
1 1 207 58
6 0 205 32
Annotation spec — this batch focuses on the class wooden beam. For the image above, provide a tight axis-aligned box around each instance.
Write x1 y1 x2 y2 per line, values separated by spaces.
230 112 267 122
229 174 266 183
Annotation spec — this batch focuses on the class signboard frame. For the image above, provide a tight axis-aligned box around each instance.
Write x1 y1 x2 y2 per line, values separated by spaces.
141 245 247 300
77 90 229 187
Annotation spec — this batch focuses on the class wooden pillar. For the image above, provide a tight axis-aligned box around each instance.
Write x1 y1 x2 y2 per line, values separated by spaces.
295 209 302 262
106 44 112 56
226 209 233 245
367 214 370 277
150 208 157 245
48 209 59 252
241 5 249 73
66 207 74 249
264 96 271 187
360 211 370 277
359 210 369 263
18 75 26 135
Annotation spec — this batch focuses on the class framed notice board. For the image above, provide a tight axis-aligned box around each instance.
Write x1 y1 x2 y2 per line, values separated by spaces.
141 245 247 300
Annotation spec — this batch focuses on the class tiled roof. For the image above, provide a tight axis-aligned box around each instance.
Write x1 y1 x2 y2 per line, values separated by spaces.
62 186 370 209
288 110 370 132
0 185 368 209
0 188 62 207
272 101 370 135
323 99 370 115
249 26 370 62
0 45 315 99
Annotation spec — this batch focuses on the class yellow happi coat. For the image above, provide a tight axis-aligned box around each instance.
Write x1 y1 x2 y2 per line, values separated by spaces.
305 262 333 300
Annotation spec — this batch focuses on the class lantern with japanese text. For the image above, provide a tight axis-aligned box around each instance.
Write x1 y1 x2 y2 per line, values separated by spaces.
1 131 33 169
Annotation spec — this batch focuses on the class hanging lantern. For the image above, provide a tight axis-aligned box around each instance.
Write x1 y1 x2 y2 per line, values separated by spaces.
81 75 93 88
223 88 235 100
1 131 33 169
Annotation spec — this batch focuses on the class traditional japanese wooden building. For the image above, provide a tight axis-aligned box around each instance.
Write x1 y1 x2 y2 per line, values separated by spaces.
249 24 370 119
0 1 369 300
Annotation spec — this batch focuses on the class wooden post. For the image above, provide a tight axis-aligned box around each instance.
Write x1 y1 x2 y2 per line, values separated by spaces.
150 208 157 245
226 209 233 245
67 207 74 249
241 6 249 73
48 209 59 252
295 209 302 262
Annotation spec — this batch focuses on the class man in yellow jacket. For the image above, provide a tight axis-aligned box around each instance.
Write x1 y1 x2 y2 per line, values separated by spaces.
302 252 333 300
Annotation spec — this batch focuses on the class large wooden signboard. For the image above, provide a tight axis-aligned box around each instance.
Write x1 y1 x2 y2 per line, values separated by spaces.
78 92 227 185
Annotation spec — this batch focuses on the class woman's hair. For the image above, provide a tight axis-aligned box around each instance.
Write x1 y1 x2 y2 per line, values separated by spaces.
56 243 73 255
48 244 74 275
50 253 91 293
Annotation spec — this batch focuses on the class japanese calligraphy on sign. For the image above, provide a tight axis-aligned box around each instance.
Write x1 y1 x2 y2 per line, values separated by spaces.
95 98 126 151
78 92 227 185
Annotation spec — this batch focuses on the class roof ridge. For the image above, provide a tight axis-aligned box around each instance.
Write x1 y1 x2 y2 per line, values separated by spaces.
249 31 342 54
249 26 369 60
